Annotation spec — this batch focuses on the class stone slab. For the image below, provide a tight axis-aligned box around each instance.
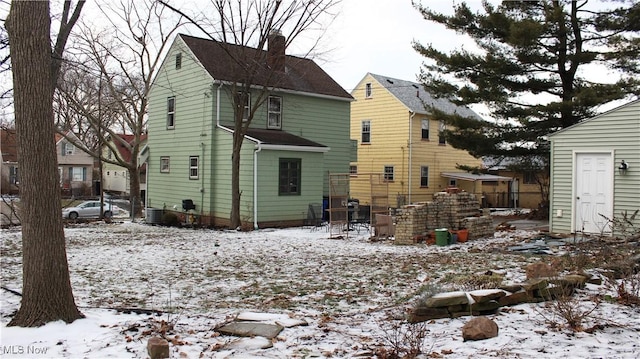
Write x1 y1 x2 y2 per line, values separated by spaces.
217 322 284 339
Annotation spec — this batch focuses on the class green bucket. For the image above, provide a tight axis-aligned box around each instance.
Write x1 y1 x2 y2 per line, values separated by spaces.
435 228 450 246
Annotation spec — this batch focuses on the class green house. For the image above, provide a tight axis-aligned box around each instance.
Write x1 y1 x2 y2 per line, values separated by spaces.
146 34 353 228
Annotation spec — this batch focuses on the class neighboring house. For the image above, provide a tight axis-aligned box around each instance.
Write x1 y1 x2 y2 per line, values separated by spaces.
102 133 147 201
147 33 353 228
549 98 640 235
56 131 94 197
349 73 483 207
481 157 548 209
0 128 19 194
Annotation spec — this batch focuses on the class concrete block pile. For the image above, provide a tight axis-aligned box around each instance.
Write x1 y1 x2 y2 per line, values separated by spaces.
394 192 494 244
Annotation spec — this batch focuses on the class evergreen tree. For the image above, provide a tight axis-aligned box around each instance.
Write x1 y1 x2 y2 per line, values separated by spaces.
413 0 640 168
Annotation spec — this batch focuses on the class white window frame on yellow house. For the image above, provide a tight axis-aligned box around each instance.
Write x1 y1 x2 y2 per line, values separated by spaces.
420 166 429 187
438 120 446 145
383 165 394 181
365 83 372 98
361 120 371 144
421 119 429 140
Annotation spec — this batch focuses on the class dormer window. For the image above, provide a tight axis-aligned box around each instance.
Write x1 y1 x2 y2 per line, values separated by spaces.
365 83 372 98
175 53 182 70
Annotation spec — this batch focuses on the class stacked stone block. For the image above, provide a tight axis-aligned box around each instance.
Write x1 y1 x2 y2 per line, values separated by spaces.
460 216 494 240
395 192 494 244
394 204 428 245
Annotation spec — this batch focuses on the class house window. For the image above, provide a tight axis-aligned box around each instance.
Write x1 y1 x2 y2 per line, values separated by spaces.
189 156 199 179
61 142 75 156
279 158 301 195
421 119 429 140
361 120 371 144
167 97 176 129
365 83 372 98
237 91 251 121
449 179 457 187
69 167 86 181
267 96 282 129
175 53 182 70
160 157 170 173
523 171 536 184
9 166 18 185
438 120 446 145
349 165 358 176
383 165 394 181
420 166 429 187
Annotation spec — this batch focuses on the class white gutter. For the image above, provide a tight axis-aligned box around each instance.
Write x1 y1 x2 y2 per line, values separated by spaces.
408 111 415 204
258 144 330 153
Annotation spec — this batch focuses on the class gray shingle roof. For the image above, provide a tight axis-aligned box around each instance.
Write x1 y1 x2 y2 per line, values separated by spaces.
369 73 482 120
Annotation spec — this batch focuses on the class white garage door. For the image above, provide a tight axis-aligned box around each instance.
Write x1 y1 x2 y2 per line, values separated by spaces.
575 153 613 234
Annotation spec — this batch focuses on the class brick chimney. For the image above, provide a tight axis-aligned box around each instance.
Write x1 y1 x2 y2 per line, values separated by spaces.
267 30 286 72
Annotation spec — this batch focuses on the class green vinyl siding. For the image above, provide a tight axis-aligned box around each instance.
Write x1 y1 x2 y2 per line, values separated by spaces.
549 99 640 234
255 150 324 222
147 36 350 226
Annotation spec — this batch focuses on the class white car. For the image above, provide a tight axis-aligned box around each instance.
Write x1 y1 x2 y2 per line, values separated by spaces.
62 201 120 219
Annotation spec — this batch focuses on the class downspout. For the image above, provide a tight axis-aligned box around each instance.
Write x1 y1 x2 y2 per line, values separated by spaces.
253 144 262 229
408 111 415 204
200 141 205 221
216 80 263 229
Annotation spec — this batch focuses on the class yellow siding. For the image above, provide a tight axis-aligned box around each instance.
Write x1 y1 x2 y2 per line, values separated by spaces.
350 74 481 207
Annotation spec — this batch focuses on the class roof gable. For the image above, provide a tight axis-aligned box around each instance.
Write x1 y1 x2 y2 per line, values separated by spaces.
549 98 640 137
365 73 481 120
110 133 148 163
178 34 352 100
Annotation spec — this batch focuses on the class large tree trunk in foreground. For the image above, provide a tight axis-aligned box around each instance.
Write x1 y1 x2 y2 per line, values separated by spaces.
6 1 83 327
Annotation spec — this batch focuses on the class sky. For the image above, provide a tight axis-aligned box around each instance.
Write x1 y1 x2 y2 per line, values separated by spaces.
318 0 478 93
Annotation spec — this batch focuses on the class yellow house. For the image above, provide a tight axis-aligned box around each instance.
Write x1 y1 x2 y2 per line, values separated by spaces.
350 73 484 207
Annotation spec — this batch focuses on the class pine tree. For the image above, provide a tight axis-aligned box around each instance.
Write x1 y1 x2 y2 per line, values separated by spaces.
413 0 640 166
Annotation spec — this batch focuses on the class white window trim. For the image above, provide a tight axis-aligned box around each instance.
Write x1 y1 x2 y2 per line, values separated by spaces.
240 92 251 122
421 119 430 140
167 97 176 129
267 96 282 129
420 165 429 187
160 157 170 173
361 120 371 144
365 83 372 98
384 165 394 181
189 156 199 179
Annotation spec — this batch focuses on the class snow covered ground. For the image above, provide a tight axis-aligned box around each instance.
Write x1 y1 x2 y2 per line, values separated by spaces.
1 217 639 358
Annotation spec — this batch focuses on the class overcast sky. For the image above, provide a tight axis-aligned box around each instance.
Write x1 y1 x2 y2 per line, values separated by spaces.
319 0 480 92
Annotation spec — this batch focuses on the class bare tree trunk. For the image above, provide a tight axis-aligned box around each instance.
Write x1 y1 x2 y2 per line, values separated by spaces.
129 166 142 218
6 1 83 327
230 131 243 229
